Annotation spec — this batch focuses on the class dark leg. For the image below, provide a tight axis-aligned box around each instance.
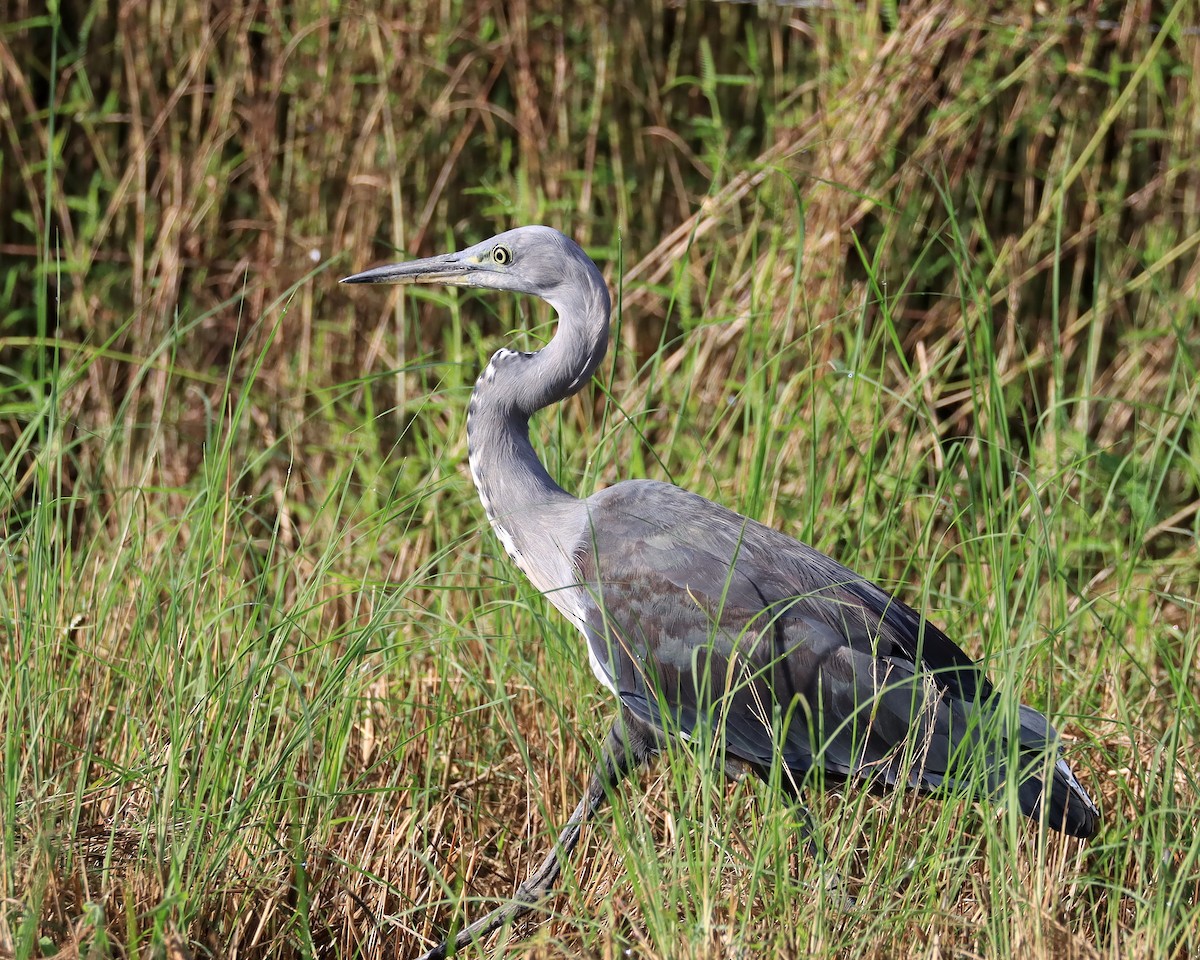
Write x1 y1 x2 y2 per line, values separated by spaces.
760 765 850 904
788 801 852 907
755 763 824 859
413 710 656 960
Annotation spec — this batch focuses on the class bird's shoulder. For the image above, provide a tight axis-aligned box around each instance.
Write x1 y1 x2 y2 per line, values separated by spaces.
579 478 863 600
575 478 986 697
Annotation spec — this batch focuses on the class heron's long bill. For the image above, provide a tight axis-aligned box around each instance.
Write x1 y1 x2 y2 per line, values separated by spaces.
340 253 475 286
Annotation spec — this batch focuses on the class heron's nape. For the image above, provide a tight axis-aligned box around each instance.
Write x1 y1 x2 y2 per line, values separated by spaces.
342 225 1099 958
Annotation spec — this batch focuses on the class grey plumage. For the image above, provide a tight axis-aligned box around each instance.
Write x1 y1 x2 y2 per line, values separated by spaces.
342 225 1098 958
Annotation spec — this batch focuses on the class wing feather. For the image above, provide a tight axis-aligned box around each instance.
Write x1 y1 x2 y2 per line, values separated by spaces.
575 480 996 793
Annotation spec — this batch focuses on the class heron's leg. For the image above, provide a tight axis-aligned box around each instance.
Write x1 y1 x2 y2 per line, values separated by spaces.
769 767 824 861
771 774 851 906
414 709 656 960
792 801 822 860
786 800 855 907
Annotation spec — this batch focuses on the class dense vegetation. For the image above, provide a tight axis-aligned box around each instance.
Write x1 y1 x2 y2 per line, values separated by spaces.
2 1 1198 956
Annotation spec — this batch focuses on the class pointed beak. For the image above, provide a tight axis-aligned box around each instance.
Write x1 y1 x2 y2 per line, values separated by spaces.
340 252 477 286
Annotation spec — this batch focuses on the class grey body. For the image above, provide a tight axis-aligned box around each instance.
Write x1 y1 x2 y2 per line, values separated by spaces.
342 225 1098 957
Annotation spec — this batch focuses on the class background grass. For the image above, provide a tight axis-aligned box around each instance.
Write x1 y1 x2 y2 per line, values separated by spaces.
2 0 1199 957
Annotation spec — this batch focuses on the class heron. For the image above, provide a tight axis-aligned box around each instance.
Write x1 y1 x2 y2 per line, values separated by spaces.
341 225 1099 958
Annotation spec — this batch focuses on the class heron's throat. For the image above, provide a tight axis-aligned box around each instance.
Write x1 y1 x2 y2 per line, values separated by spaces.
464 284 609 568
464 350 578 570
464 348 602 630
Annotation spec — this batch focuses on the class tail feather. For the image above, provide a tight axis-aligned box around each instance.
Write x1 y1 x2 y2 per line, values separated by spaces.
1015 705 1100 838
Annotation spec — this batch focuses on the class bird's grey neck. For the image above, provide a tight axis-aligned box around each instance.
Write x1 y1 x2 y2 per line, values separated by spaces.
466 291 610 560
466 351 571 527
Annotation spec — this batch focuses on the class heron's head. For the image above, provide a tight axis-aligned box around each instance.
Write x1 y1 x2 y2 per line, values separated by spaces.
341 225 603 314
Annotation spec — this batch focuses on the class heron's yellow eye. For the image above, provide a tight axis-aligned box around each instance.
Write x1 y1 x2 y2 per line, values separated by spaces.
492 244 513 266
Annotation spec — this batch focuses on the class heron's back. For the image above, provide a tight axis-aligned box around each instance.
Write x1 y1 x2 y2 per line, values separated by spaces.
571 479 1098 838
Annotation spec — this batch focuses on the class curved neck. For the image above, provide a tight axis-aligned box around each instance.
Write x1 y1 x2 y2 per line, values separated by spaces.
466 269 611 558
